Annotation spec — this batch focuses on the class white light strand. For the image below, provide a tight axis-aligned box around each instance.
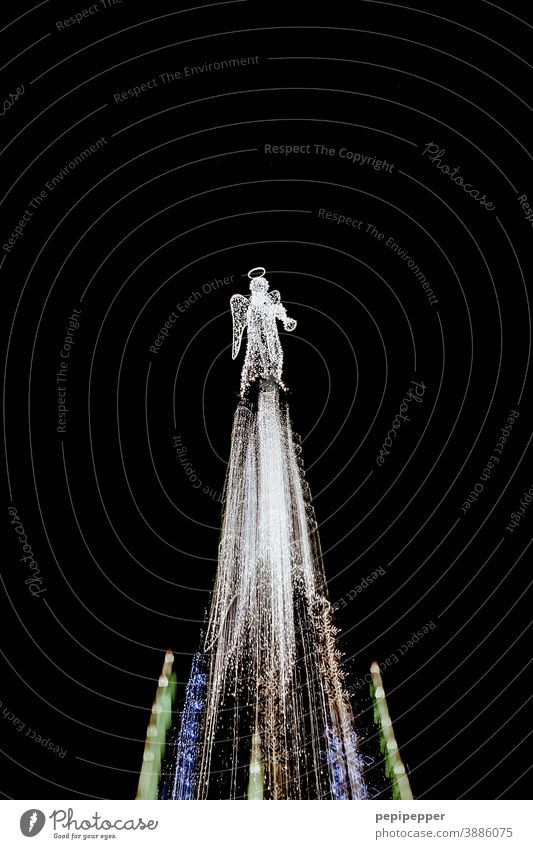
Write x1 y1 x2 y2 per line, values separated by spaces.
197 382 367 799
189 272 367 799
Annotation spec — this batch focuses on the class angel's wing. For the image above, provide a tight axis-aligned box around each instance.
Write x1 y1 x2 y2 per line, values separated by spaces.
230 294 249 359
269 290 281 304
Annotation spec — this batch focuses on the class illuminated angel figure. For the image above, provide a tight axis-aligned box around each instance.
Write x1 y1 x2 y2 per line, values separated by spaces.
231 266 297 395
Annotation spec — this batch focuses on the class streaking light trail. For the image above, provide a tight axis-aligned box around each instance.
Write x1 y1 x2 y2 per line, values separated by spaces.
370 661 413 800
136 651 176 800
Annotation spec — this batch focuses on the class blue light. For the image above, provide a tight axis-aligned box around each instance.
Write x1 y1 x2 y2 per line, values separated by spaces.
166 653 207 800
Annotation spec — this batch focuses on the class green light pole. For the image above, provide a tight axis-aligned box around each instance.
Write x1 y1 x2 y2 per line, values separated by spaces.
370 661 413 800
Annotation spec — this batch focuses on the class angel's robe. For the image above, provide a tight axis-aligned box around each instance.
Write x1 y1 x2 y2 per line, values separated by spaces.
231 288 296 393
